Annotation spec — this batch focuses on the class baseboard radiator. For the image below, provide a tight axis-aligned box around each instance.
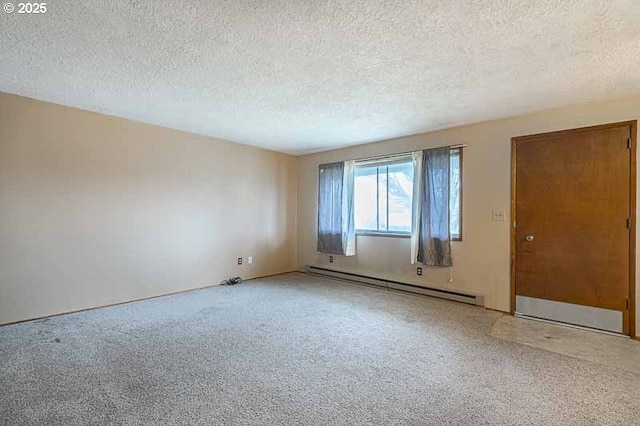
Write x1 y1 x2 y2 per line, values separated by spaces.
305 265 484 307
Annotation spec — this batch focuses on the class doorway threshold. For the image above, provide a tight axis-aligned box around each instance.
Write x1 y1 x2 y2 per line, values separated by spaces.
514 312 628 338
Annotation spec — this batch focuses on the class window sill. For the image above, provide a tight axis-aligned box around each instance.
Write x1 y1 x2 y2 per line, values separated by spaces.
356 232 462 242
356 231 411 239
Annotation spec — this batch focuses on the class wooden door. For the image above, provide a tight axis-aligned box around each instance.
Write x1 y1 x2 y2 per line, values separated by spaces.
512 122 636 335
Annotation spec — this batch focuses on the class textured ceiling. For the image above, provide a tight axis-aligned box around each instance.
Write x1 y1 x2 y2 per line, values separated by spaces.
1 1 640 155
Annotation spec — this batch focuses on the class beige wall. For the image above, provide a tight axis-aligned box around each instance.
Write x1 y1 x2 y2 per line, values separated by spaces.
2 91 639 337
297 95 640 337
0 93 297 324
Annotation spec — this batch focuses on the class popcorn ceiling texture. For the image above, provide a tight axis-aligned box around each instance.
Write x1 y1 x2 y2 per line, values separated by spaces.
1 0 639 154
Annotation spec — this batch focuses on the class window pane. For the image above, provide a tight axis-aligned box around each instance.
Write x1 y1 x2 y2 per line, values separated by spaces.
387 162 413 232
355 165 378 231
355 159 414 234
450 149 461 237
378 166 388 231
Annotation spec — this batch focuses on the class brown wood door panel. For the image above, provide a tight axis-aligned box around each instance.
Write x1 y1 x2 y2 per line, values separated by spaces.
514 125 631 313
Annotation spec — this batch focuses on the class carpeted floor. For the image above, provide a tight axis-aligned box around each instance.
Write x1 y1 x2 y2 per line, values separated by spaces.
1 273 638 425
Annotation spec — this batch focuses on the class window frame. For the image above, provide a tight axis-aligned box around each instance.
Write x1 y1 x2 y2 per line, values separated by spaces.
354 149 463 241
354 155 414 236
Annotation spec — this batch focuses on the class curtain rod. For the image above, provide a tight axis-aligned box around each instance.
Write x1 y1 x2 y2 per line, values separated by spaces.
348 143 467 164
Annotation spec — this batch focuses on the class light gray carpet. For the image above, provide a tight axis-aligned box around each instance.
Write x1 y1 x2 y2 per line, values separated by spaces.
1 273 638 425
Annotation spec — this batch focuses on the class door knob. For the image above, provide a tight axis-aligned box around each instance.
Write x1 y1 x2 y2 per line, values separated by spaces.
525 235 534 242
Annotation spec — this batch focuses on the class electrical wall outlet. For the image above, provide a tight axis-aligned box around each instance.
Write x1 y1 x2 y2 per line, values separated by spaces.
247 256 253 264
329 256 334 263
237 257 242 265
492 211 505 222
417 267 422 276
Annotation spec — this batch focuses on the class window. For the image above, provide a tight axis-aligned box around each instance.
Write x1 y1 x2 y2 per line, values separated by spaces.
355 157 414 234
354 148 462 239
449 148 462 240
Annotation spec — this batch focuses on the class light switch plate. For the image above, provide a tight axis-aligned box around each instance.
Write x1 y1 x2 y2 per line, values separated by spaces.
492 211 505 222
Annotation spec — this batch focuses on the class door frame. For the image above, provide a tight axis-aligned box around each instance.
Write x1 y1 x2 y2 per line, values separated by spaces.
510 120 637 337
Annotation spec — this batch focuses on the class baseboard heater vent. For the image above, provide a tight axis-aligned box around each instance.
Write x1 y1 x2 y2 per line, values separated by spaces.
305 265 484 307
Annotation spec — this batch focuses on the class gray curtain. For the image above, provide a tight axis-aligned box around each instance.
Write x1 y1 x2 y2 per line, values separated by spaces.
417 147 452 267
317 161 355 255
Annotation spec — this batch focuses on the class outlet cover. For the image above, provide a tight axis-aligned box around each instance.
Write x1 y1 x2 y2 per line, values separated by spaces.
417 267 422 276
247 256 253 264
237 257 242 265
329 256 334 263
491 211 505 222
